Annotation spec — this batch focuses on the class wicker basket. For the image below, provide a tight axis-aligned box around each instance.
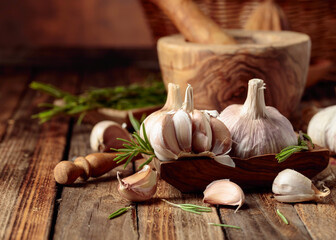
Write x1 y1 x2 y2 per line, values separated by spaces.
140 0 336 72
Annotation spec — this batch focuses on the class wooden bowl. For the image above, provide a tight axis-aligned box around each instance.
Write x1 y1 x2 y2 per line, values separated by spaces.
157 30 311 117
153 147 329 193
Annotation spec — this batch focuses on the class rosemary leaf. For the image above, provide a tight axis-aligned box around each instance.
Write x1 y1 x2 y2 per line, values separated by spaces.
208 223 241 229
128 112 141 132
162 199 212 215
276 209 289 225
138 155 154 170
108 206 132 219
276 131 313 163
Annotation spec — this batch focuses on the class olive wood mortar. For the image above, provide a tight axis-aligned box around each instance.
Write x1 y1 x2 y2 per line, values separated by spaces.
157 30 311 117
153 146 329 193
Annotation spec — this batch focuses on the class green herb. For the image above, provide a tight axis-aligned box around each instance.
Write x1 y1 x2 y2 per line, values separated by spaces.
208 223 241 229
108 206 132 219
112 124 155 170
276 131 314 163
30 77 166 124
162 199 212 215
276 209 289 225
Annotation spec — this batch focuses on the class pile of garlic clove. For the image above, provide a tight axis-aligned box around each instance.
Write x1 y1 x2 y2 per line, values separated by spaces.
140 83 234 167
219 78 297 159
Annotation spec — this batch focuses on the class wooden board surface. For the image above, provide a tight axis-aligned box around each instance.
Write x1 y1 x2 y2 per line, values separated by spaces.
0 65 336 240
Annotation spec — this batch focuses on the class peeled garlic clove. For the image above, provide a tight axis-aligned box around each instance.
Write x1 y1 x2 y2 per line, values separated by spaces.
191 110 212 153
117 165 158 202
173 109 192 152
90 120 131 152
203 179 245 212
272 169 330 203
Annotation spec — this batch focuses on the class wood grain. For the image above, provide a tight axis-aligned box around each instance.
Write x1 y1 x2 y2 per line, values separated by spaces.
0 70 77 240
154 147 329 193
157 30 310 117
218 192 312 240
53 68 138 240
135 159 225 240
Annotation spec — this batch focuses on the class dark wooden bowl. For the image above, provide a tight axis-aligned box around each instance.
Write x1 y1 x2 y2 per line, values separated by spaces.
153 147 329 193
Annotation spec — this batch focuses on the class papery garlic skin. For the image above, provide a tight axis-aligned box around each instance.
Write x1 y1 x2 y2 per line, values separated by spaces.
117 165 158 202
308 105 336 153
219 79 297 159
272 169 330 203
203 179 245 212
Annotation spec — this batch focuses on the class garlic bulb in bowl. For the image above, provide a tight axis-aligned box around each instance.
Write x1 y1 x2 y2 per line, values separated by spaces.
219 78 297 159
307 105 336 153
140 83 234 166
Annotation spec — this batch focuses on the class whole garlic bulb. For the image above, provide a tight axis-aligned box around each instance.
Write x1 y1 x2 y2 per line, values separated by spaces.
272 169 330 203
219 79 297 159
140 83 233 166
307 105 336 153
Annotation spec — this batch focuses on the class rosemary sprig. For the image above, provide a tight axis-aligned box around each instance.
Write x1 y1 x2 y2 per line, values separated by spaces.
162 199 212 215
30 77 166 124
112 124 155 170
208 223 241 229
108 206 132 219
276 209 289 225
276 131 314 163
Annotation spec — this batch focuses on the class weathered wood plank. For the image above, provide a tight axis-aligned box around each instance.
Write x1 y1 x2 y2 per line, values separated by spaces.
53 68 138 239
0 69 31 140
0 70 77 240
293 158 336 240
135 160 224 240
218 191 312 240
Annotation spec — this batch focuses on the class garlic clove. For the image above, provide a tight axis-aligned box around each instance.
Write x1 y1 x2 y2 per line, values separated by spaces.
173 109 192 152
272 169 330 203
150 113 181 160
90 120 131 152
210 117 232 155
203 179 245 212
191 110 212 153
117 165 158 202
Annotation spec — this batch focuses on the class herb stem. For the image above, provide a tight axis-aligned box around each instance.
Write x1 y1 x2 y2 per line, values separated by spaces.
108 206 132 219
208 223 241 229
276 209 289 225
162 199 212 215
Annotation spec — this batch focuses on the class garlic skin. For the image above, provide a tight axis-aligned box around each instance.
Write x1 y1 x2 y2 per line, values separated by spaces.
117 165 158 202
308 105 336 153
219 79 297 159
140 83 233 166
272 169 330 203
203 179 245 212
90 121 131 152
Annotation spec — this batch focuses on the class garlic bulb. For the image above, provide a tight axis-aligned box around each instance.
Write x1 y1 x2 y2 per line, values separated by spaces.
203 179 245 212
272 169 330 203
117 165 158 202
307 105 336 153
219 79 297 159
140 83 233 166
90 120 131 152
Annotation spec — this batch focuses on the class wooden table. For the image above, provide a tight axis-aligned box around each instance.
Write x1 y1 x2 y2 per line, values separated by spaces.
1 60 336 240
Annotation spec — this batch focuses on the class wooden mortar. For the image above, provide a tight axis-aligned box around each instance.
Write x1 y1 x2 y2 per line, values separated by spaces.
157 30 311 117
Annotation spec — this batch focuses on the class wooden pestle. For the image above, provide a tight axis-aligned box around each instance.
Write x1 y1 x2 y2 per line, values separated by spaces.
150 0 236 45
54 152 137 185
